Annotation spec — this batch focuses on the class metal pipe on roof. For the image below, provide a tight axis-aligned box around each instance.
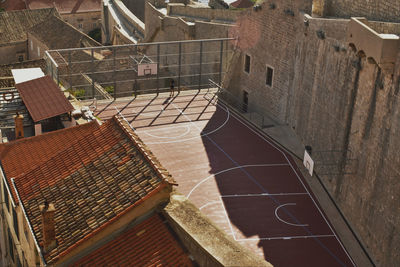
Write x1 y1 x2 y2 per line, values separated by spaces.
11 178 47 267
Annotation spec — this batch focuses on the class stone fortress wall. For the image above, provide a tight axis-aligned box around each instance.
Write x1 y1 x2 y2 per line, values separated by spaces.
224 0 400 266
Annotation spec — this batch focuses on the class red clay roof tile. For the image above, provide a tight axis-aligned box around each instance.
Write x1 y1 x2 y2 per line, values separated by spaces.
0 121 100 202
13 115 172 264
71 213 194 267
15 76 74 122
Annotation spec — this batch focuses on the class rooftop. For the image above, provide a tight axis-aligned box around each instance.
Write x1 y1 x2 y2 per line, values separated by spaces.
0 121 100 202
70 213 194 266
15 76 74 122
230 0 254 8
26 0 101 14
13 115 172 264
27 15 101 49
0 8 58 45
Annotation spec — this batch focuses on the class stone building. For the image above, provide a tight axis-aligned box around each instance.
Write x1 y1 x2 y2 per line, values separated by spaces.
25 0 102 34
0 8 58 65
0 115 270 266
27 14 100 61
223 0 400 265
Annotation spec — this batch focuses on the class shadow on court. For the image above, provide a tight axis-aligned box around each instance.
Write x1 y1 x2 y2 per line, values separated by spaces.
199 101 353 267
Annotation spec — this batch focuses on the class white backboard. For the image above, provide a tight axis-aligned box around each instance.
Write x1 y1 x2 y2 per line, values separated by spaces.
138 63 157 76
303 150 314 176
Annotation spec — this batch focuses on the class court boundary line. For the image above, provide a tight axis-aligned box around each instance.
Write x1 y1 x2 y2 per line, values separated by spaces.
221 192 308 198
187 164 291 199
216 101 356 266
173 98 354 266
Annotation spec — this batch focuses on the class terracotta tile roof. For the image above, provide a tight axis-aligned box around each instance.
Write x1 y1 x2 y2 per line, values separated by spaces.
0 8 58 45
27 15 101 49
71 213 194 266
230 0 254 8
0 121 100 202
13 115 172 264
15 76 74 122
26 0 101 14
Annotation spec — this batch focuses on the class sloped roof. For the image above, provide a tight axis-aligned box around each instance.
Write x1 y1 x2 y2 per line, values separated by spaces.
0 59 46 77
230 0 254 8
0 8 58 45
71 213 194 266
28 15 101 49
0 121 100 202
26 0 101 14
13 115 172 264
15 76 74 122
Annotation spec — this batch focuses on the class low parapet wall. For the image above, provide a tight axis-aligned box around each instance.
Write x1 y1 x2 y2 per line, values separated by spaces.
163 193 273 267
168 3 239 23
347 17 399 65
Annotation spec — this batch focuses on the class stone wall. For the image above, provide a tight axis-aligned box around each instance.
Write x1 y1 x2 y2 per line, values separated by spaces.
312 0 400 23
168 3 239 23
122 0 146 22
61 11 101 34
0 42 27 65
27 34 48 61
224 0 400 265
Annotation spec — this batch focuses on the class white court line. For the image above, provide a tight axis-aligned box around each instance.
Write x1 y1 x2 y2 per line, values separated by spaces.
133 102 230 145
199 200 222 210
186 164 291 199
140 125 191 139
221 192 308 198
235 234 336 241
219 196 237 238
221 103 356 266
275 203 309 227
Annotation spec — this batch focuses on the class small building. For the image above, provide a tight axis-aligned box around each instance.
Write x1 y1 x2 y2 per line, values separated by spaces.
26 0 102 34
0 8 58 64
27 14 101 61
15 75 75 135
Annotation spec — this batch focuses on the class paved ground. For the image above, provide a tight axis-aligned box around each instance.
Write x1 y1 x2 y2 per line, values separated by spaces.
87 90 356 266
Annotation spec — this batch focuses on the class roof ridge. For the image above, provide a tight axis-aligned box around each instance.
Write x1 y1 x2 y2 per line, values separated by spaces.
112 115 174 184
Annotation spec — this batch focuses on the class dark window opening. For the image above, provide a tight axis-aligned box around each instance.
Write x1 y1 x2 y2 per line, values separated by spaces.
13 208 19 240
266 67 273 86
18 55 24 62
3 184 9 212
244 55 250 73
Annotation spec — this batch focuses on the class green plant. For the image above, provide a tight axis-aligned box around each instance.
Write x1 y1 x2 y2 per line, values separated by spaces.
104 85 114 95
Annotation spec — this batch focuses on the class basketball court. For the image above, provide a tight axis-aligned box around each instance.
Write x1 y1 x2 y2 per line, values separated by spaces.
86 89 355 266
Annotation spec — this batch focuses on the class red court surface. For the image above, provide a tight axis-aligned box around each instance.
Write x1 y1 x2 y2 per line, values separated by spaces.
88 91 355 267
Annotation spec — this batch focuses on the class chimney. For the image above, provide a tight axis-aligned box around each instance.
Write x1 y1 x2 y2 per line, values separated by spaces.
39 202 56 253
14 112 24 139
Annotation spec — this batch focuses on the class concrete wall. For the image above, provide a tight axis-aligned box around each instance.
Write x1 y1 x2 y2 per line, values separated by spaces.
312 0 400 23
224 0 400 265
0 42 27 65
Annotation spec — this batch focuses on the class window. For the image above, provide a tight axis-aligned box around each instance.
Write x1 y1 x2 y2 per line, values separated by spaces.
78 23 83 29
266 66 274 86
13 208 19 240
18 55 24 62
244 54 250 73
3 184 9 212
37 46 40 57
30 40 33 50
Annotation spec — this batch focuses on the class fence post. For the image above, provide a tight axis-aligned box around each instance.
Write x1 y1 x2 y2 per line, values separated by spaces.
198 41 203 90
157 44 160 95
